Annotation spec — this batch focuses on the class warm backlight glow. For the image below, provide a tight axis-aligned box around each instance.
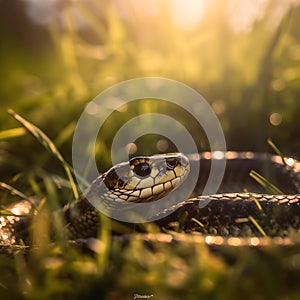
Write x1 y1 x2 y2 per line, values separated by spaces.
169 0 205 28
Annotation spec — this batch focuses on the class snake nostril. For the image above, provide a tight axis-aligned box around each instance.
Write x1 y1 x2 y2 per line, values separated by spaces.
166 158 179 170
134 163 151 177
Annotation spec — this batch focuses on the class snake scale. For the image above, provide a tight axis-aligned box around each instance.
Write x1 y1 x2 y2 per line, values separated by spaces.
1 151 300 250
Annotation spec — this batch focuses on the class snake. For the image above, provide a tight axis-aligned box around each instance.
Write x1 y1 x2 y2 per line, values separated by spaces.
1 151 300 250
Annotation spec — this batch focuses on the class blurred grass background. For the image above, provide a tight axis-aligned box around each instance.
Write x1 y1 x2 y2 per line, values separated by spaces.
1 0 300 176
1 0 300 299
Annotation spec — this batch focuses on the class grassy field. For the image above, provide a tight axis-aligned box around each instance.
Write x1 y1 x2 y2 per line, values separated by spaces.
1 1 300 299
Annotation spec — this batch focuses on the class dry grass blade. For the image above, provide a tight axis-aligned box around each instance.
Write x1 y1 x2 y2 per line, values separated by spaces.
235 215 267 237
0 182 33 216
249 170 283 194
8 109 79 200
250 194 263 211
248 216 267 237
191 217 205 228
0 181 30 200
243 189 264 212
267 139 287 166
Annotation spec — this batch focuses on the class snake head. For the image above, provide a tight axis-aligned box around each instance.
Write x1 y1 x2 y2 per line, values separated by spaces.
99 153 190 203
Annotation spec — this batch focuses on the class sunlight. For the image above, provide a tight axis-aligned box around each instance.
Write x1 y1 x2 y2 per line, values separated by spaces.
227 0 269 33
227 0 300 33
168 0 205 29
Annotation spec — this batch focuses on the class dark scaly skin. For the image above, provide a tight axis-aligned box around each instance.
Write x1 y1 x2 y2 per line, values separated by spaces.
157 193 300 238
63 152 300 243
155 152 300 239
1 152 300 249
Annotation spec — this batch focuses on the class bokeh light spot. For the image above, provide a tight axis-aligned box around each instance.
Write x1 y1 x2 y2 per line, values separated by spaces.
156 139 169 152
126 143 137 155
269 113 282 126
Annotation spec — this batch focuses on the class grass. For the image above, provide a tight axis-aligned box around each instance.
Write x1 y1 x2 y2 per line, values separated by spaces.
1 1 300 299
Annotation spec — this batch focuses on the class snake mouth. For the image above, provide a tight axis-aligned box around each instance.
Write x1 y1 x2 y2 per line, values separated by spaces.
101 153 190 203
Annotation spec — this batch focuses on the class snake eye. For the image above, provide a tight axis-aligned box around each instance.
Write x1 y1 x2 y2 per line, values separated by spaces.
166 158 179 170
134 163 151 177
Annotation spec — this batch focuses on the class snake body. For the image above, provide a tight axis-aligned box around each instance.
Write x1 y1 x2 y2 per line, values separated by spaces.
1 152 300 247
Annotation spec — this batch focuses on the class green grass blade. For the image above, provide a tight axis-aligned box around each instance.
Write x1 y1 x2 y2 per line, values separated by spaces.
0 127 27 140
8 109 79 200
